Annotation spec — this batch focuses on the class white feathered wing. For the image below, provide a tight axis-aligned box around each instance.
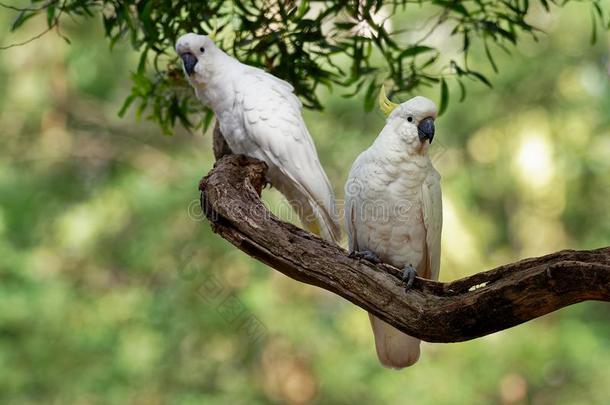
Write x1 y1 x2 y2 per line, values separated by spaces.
235 68 342 243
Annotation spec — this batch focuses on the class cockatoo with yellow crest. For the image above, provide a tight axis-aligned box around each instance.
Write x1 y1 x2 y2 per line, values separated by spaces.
176 33 341 243
344 86 442 368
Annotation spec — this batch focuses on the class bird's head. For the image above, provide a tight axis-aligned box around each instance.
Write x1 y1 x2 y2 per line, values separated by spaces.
378 86 437 153
175 33 221 87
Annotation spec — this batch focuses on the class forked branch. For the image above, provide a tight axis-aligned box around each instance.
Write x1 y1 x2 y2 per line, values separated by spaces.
199 152 610 343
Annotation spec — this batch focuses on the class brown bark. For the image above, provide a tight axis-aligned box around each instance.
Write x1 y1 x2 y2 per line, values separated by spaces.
199 132 610 343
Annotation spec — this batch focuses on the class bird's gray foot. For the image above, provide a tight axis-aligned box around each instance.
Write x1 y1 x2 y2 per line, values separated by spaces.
402 264 417 291
349 250 381 264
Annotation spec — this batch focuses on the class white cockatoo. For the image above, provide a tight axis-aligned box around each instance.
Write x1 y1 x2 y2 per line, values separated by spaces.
176 33 341 243
344 87 442 369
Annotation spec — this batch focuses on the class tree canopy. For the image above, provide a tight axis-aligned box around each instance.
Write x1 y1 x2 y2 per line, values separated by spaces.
3 0 609 133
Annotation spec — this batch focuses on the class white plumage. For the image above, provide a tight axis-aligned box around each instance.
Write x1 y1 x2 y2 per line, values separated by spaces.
176 33 341 243
345 94 442 368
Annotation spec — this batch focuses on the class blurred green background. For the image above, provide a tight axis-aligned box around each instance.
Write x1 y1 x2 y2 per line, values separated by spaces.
1 2 609 404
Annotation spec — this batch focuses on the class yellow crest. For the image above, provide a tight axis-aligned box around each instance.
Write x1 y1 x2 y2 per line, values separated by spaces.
378 84 399 117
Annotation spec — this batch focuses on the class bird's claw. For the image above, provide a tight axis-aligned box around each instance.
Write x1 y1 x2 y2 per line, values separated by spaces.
402 264 417 291
349 250 381 264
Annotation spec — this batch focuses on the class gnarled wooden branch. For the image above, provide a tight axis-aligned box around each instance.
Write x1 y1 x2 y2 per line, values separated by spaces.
198 154 610 343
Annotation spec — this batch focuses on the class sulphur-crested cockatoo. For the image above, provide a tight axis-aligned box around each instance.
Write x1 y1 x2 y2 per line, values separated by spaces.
344 87 442 368
176 33 341 243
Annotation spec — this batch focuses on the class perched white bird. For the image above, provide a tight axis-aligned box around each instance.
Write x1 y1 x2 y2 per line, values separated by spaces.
176 33 341 243
344 87 442 369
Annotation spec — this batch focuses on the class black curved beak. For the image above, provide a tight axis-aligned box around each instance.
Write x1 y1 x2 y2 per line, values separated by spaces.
180 52 198 76
418 117 435 143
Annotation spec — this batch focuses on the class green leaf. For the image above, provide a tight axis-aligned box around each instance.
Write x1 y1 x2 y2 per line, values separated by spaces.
484 41 499 73
439 78 449 116
296 0 309 19
140 1 155 39
593 1 603 18
334 22 357 30
137 48 149 75
118 95 136 117
399 45 435 59
202 109 215 132
463 31 470 52
46 5 56 27
11 11 35 32
492 24 517 44
457 79 466 102
421 54 439 69
433 0 469 16
364 79 378 112
468 70 493 88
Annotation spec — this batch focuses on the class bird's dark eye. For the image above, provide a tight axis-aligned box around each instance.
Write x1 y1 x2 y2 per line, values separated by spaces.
200 47 205 53
407 116 413 122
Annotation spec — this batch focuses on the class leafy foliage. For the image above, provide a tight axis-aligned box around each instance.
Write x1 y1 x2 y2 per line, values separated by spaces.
3 0 609 134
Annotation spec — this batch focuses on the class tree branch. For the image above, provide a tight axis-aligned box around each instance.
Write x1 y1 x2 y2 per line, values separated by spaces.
198 153 610 343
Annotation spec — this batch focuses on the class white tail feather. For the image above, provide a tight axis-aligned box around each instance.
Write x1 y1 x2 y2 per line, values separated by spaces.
369 314 421 369
278 175 341 244
291 191 341 244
